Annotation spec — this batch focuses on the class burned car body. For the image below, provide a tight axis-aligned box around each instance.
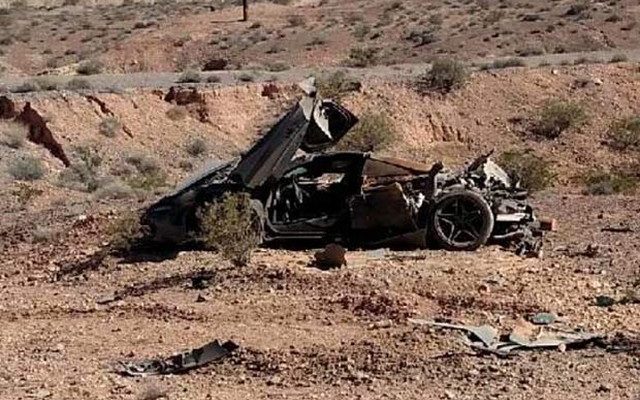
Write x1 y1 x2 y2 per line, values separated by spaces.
144 81 542 253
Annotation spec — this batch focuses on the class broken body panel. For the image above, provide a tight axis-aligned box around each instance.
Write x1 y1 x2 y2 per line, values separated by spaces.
144 84 542 253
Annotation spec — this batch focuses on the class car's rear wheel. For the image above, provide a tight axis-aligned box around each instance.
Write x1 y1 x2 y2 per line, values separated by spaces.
429 190 494 251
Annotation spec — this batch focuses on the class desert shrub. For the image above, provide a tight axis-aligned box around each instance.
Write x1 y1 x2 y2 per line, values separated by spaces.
206 75 221 83
316 70 362 100
99 116 121 138
236 72 255 82
608 116 640 150
265 62 289 72
166 106 187 120
498 150 555 191
107 210 149 253
335 112 396 152
11 81 38 93
185 137 207 156
345 47 378 67
58 146 103 192
609 54 629 63
287 14 305 27
481 57 525 70
417 58 468 93
8 155 45 181
34 77 60 91
76 59 104 75
66 77 92 90
124 154 166 190
583 170 638 195
198 192 261 266
94 180 135 199
566 0 591 19
177 69 201 83
531 100 587 139
11 182 43 207
0 121 28 149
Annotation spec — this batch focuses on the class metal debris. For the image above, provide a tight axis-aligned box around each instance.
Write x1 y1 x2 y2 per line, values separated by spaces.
410 318 602 356
115 340 238 376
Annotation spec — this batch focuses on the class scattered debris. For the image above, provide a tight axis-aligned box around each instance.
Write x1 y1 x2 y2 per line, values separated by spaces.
410 318 603 356
312 243 347 270
115 339 238 376
601 225 634 233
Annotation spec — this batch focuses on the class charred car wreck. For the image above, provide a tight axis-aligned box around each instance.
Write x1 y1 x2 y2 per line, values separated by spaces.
144 80 545 255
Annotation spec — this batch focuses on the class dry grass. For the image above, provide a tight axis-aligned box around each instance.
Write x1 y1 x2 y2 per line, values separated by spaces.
7 155 45 181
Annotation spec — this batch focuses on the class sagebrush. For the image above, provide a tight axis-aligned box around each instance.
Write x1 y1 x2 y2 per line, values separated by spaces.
498 150 555 191
198 193 261 266
532 100 587 138
335 112 396 152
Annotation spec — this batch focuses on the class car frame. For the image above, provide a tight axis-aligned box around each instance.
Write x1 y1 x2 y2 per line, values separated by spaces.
144 79 542 253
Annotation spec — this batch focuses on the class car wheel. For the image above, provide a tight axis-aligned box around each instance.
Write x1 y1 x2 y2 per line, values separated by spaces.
429 189 494 251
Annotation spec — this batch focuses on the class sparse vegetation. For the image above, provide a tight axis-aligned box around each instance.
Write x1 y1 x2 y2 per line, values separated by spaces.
11 182 43 208
417 58 468 93
185 137 207 156
316 70 362 100
609 54 629 63
177 69 201 83
335 112 396 152
66 77 92 91
531 100 587 139
0 121 28 149
582 170 638 195
480 57 525 70
107 210 149 253
166 106 187 120
11 81 38 93
608 116 640 150
198 192 261 266
99 116 121 138
8 155 45 181
345 47 379 68
287 14 305 27
124 153 166 191
236 72 255 82
76 59 104 75
58 145 103 192
94 180 135 200
498 150 555 191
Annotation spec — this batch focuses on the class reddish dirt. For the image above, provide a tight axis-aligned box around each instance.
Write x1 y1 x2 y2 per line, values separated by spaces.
0 64 639 399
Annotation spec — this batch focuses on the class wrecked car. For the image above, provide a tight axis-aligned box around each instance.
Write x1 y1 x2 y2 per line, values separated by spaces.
144 79 543 253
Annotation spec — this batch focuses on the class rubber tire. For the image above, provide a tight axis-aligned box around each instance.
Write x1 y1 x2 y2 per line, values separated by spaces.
428 189 494 251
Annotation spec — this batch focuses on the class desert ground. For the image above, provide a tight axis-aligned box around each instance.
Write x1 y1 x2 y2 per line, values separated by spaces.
1 1 639 399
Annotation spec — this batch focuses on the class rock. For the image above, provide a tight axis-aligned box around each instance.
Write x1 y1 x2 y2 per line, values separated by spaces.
595 295 616 307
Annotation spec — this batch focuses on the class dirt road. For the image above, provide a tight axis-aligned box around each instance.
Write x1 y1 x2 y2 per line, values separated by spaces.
2 49 640 92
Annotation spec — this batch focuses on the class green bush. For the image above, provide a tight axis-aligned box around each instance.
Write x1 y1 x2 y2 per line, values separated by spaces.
8 155 45 181
498 150 555 191
609 54 628 63
608 116 640 150
417 58 468 93
99 116 121 138
335 112 396 152
532 100 587 138
198 192 261 266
